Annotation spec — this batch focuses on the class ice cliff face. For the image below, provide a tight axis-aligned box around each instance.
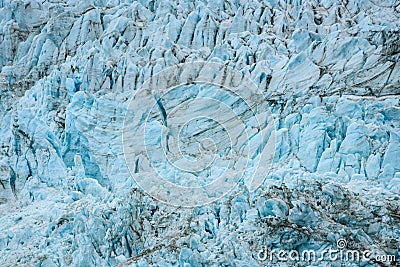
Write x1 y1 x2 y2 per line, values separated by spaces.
1 0 400 266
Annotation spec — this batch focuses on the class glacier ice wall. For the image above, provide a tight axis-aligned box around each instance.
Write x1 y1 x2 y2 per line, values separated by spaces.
0 0 400 266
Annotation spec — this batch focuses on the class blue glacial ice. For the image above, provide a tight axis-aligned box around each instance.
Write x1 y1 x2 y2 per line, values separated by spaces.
0 0 400 266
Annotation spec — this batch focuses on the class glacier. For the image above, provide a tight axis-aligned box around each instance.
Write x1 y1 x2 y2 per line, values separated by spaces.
0 0 400 266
